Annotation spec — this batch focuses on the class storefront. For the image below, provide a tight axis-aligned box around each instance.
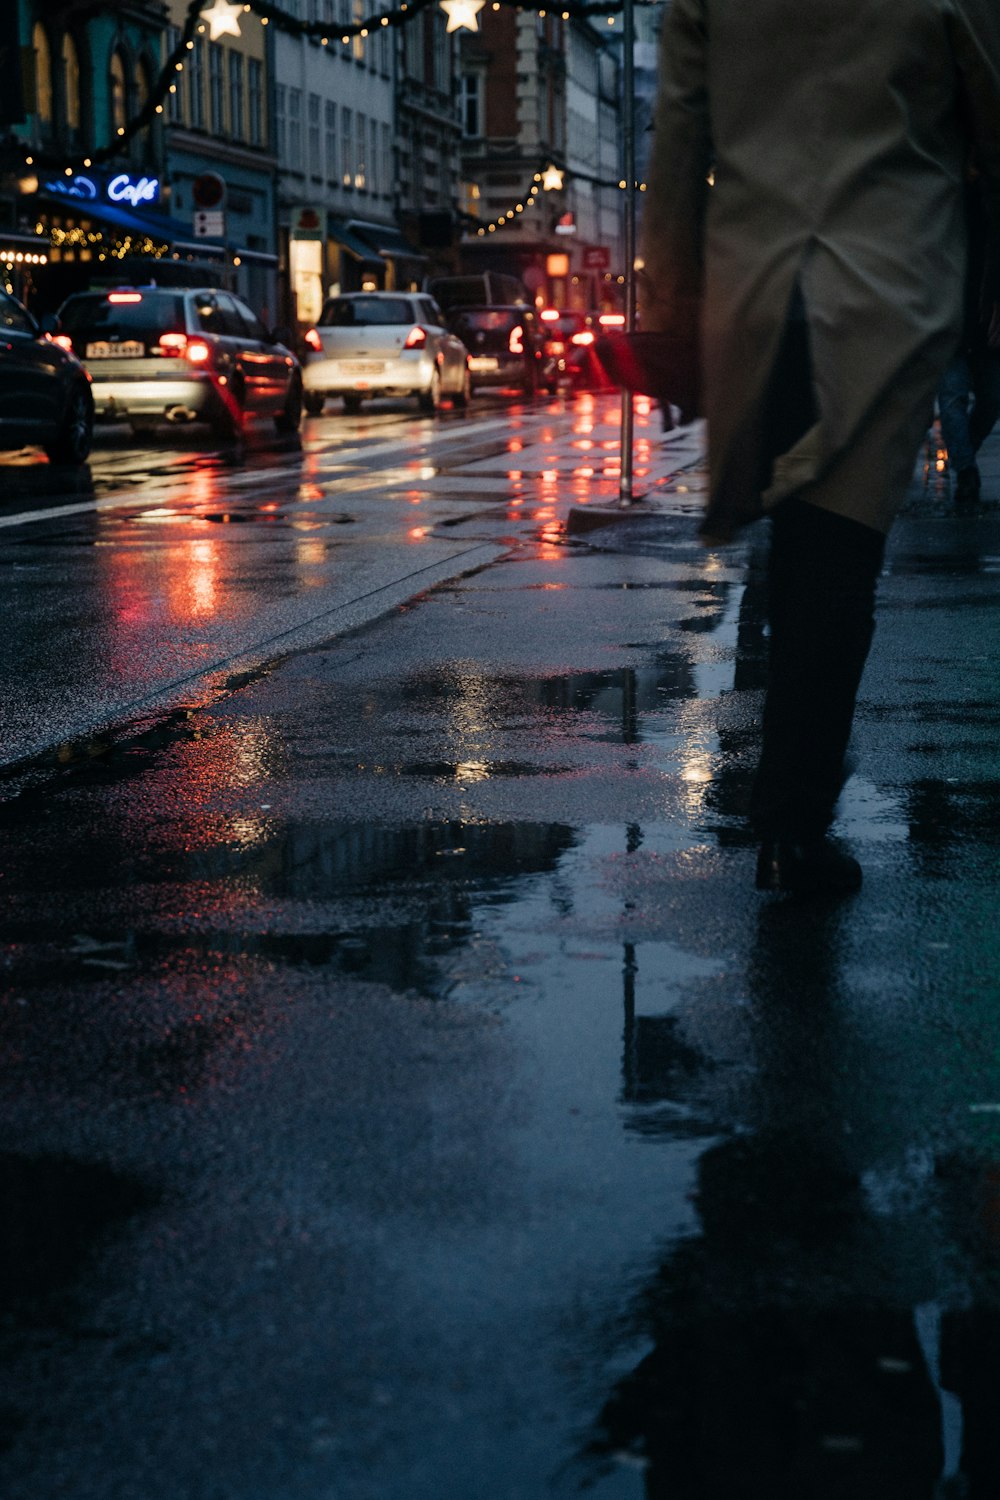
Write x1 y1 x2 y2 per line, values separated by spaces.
16 163 189 312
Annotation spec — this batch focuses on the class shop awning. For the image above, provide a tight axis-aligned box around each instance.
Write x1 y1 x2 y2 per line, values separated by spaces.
346 219 426 263
33 190 193 245
328 217 383 265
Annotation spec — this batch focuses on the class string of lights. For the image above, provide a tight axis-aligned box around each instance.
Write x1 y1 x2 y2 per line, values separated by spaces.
20 0 655 172
473 164 647 237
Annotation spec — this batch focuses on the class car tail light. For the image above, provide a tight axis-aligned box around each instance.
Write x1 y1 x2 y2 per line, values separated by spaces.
108 292 142 304
304 327 323 352
598 313 626 327
404 325 427 349
540 308 560 323
155 331 188 355
571 330 595 346
509 324 524 354
543 339 565 356
186 340 211 364
48 333 74 352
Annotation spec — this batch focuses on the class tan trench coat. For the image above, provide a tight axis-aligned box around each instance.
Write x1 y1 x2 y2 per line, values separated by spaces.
639 0 1000 542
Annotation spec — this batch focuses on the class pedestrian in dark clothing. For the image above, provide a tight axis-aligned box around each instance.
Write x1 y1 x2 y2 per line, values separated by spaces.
938 171 1000 509
640 0 1000 894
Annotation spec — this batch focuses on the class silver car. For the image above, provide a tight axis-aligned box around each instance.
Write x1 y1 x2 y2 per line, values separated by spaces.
302 292 470 415
55 286 302 440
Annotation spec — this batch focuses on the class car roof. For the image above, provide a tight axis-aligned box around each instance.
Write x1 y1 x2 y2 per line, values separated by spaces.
333 290 419 298
450 303 532 311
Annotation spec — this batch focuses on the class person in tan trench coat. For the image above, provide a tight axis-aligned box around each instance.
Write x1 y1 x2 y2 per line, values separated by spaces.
640 0 1000 894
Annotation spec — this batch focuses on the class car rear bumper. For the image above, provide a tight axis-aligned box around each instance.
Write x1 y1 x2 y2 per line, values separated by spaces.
466 356 529 387
89 374 216 419
302 353 434 394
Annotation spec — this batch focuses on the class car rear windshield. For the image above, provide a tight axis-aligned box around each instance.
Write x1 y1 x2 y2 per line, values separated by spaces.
59 292 186 341
450 309 519 333
319 298 414 327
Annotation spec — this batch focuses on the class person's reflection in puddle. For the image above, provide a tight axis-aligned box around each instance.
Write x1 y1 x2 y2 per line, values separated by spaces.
575 905 960 1498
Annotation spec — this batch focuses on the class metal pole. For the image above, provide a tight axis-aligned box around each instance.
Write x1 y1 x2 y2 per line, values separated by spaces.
618 0 637 506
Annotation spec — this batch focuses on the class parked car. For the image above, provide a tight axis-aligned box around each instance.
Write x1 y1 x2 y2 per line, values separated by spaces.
0 288 93 465
443 305 544 396
53 286 302 440
302 292 470 414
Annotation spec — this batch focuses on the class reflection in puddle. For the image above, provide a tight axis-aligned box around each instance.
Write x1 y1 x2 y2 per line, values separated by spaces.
0 1153 158 1315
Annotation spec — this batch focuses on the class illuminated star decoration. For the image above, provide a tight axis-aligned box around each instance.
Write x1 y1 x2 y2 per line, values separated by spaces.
201 0 243 40
440 0 486 31
542 164 564 191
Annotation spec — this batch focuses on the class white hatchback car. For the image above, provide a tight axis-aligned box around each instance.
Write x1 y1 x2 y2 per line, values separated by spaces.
302 292 470 415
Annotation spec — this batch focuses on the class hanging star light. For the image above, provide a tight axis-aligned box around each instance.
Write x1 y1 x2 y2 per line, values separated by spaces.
542 164 564 191
440 0 486 31
202 0 243 40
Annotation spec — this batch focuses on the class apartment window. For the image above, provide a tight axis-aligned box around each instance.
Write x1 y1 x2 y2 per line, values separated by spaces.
248 58 263 145
189 37 205 129
209 43 225 133
369 117 379 195
275 83 287 161
325 100 337 185
228 51 244 138
33 24 53 126
109 48 127 136
289 88 303 163
352 0 364 62
166 26 183 123
308 93 321 177
341 107 353 187
459 74 481 137
355 111 367 189
62 33 81 134
381 124 391 200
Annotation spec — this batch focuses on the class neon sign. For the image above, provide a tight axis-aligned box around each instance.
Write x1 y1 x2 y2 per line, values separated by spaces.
43 172 160 207
44 174 98 200
108 174 160 207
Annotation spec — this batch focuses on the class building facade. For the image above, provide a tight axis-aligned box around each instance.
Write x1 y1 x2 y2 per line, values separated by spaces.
273 0 411 330
164 0 279 318
394 7 463 281
2 0 174 311
457 9 624 310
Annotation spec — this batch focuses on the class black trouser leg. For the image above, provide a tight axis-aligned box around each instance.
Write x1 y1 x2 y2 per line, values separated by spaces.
750 500 886 841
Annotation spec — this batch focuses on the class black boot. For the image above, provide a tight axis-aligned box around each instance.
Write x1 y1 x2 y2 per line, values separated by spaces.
755 837 862 896
954 464 981 512
750 501 885 894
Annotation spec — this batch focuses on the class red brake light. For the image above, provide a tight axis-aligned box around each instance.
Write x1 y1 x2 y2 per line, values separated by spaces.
49 333 74 352
571 330 595 346
108 292 142 304
540 308 560 323
598 313 626 327
509 324 524 354
304 327 323 352
404 325 427 349
186 340 211 364
156 332 188 354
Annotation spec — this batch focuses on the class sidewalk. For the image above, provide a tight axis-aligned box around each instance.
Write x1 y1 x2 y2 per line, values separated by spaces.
564 409 1000 535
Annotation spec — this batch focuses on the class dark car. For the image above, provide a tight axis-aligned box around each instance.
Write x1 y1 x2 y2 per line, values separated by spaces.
54 286 302 440
0 288 93 465
444 304 543 395
538 308 622 391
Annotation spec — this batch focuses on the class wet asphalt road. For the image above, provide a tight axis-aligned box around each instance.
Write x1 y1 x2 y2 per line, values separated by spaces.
2 398 1000 1498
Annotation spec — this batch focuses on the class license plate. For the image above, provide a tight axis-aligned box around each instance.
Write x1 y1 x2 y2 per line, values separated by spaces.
341 360 384 375
86 341 144 358
468 356 499 372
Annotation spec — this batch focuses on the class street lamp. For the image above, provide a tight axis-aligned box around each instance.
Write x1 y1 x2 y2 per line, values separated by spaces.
618 0 636 507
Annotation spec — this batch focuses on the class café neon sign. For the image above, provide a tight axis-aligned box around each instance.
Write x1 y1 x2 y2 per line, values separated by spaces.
43 173 161 208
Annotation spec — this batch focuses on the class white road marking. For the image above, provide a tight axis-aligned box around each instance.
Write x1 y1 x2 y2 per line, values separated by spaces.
0 414 547 531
